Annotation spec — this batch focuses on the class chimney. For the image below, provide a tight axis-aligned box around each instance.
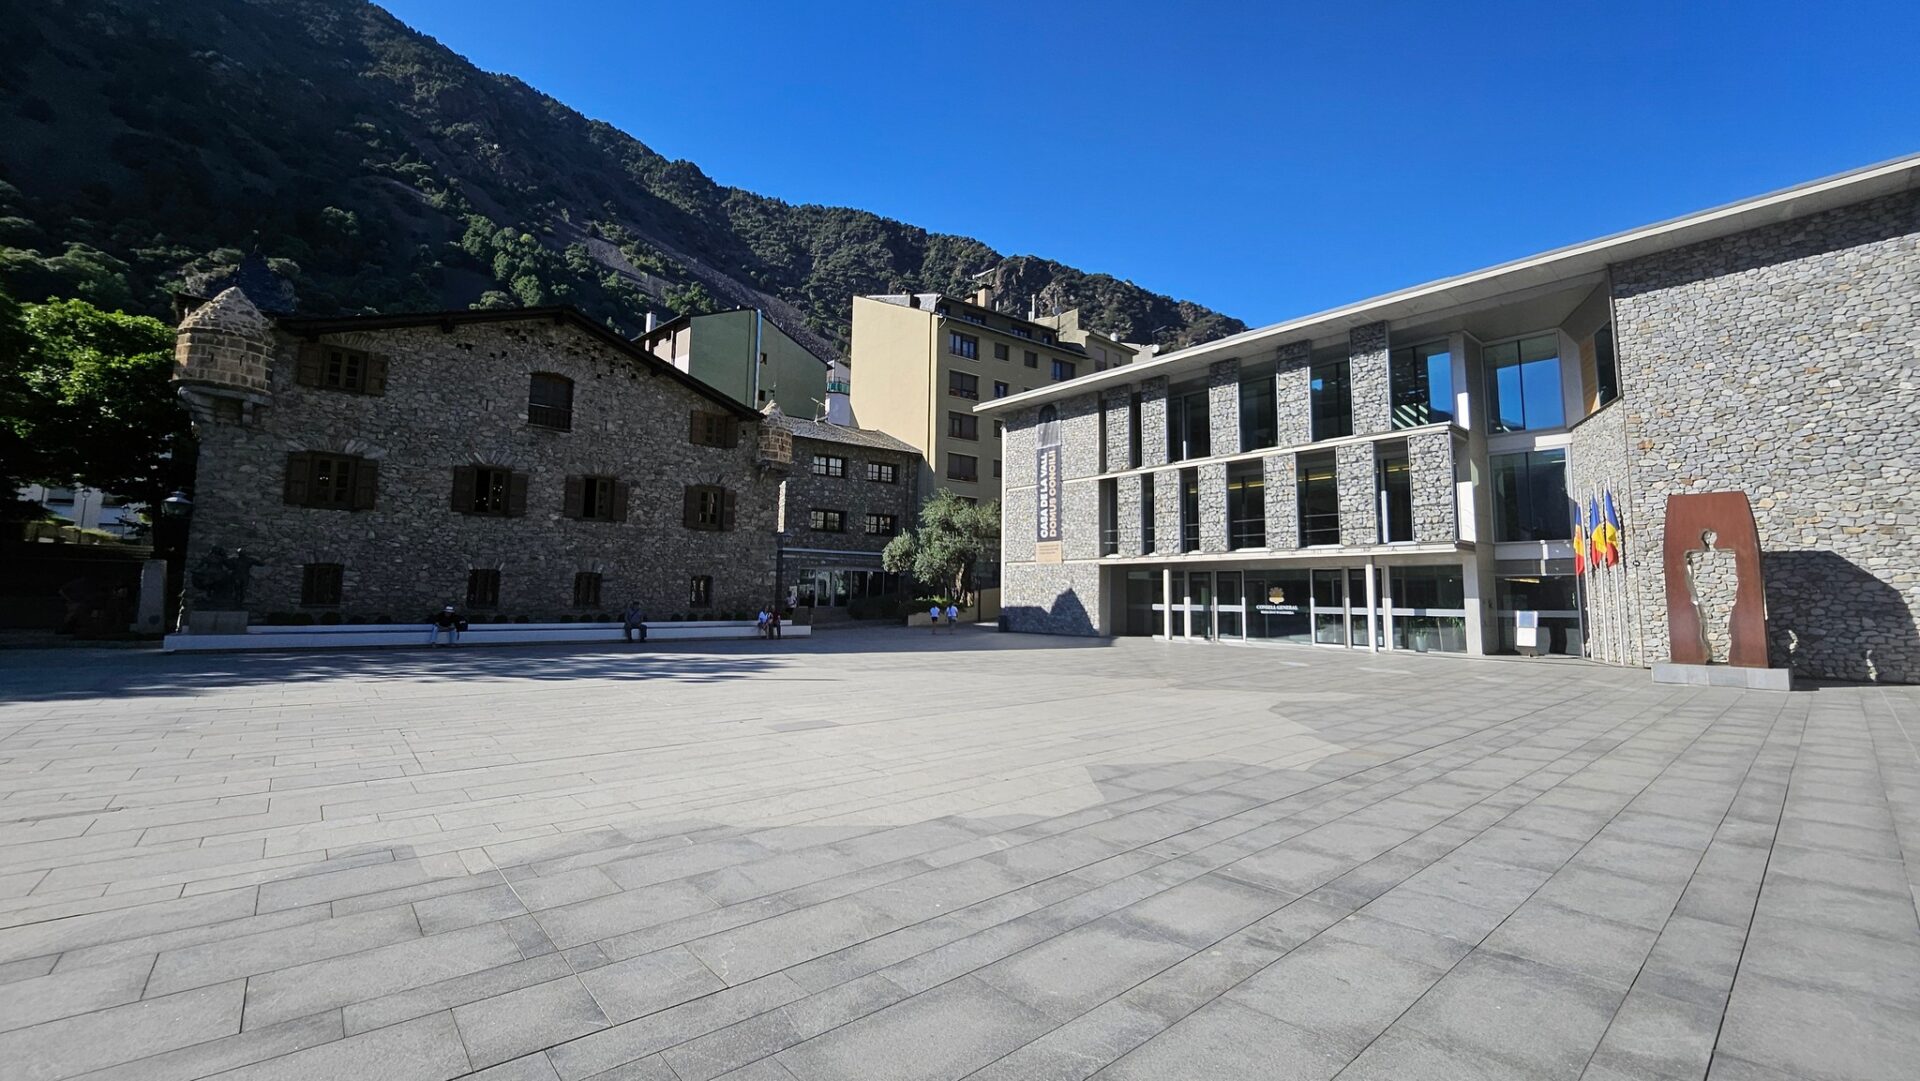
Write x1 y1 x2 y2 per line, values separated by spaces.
643 311 658 332
825 363 852 425
974 287 991 308
906 294 919 309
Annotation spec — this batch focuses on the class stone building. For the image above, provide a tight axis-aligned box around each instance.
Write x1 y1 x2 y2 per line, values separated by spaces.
978 154 1920 684
764 409 920 614
172 293 784 622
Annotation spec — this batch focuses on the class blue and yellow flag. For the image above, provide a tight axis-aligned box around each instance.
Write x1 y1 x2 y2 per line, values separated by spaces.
1587 496 1602 569
1603 490 1624 565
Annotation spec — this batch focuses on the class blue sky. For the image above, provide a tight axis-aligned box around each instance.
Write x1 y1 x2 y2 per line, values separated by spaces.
381 0 1920 328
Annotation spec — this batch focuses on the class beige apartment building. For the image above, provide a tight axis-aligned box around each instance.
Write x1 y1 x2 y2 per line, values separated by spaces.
848 291 1137 514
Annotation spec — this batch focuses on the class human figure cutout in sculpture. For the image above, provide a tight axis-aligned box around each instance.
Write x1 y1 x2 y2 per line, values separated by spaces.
1684 529 1740 663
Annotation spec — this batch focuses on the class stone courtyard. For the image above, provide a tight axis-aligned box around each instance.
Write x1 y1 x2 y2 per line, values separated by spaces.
1 628 1916 1081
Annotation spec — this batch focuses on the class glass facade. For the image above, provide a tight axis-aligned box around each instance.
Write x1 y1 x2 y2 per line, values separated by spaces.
1245 570 1311 643
1486 334 1565 432
1390 341 1454 429
1497 574 1582 656
1375 442 1412 543
1297 451 1339 546
1227 461 1265 549
1490 449 1571 541
1141 479 1156 552
1311 359 1352 441
1239 366 1277 450
1179 468 1200 552
1168 386 1211 461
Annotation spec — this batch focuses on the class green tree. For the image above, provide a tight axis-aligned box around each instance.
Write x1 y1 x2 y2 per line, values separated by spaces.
0 291 193 515
881 490 1001 604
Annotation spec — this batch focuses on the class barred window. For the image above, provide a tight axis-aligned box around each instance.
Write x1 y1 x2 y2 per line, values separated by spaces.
467 568 501 608
528 373 574 430
300 563 343 606
688 575 713 608
572 571 602 608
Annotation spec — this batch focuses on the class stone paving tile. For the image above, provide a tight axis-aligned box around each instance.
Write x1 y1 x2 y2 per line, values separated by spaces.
1 631 1916 1080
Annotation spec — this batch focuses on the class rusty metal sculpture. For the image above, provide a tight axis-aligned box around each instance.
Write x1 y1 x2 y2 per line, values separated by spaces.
1662 493 1768 667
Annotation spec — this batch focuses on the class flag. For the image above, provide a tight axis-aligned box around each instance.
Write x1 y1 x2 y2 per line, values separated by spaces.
1587 496 1602 570
1603 490 1624 566
1572 512 1586 576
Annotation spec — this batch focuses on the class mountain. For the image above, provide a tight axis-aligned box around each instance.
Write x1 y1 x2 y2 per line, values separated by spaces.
0 0 1246 360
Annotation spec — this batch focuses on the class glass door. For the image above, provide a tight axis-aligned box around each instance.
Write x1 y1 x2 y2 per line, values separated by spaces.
1216 572 1243 640
1190 572 1215 639
1169 572 1187 637
1311 569 1348 645
1348 569 1376 648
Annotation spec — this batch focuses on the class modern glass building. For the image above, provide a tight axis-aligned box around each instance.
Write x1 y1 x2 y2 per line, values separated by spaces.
978 154 1920 684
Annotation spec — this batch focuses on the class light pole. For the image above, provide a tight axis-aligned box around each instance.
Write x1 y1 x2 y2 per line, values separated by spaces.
772 528 791 621
158 491 193 630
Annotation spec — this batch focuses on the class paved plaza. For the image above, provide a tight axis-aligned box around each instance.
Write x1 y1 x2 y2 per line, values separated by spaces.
1 628 1916 1081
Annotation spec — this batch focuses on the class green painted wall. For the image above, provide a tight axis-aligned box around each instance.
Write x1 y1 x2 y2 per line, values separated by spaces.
685 310 829 417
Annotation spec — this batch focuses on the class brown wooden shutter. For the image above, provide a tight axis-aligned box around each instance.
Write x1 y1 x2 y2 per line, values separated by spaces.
610 481 630 523
294 345 323 387
562 475 584 519
688 410 705 445
283 452 311 505
507 472 529 517
350 459 379 510
451 466 476 512
721 417 739 449
682 485 698 528
721 488 737 531
362 354 388 396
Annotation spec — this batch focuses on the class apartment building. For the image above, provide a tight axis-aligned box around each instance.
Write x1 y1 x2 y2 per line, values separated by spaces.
848 292 1138 515
979 154 1920 684
638 307 830 418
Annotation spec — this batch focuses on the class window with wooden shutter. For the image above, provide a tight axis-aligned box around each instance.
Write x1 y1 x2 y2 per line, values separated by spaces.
286 453 370 510
294 344 382 394
506 472 528 517
528 373 573 430
563 476 585 519
466 568 500 608
720 488 737 531
350 460 378 510
690 410 736 448
452 466 477 513
684 485 725 531
284 452 313 505
608 481 630 523
459 467 517 516
568 476 620 522
294 345 324 388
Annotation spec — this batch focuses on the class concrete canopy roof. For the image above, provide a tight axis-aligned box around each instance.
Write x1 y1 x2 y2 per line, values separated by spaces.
975 150 1920 416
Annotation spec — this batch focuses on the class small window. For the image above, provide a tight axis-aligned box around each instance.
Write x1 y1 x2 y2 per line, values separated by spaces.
993 420 1004 437
865 513 897 536
688 575 713 608
294 344 386 395
993 381 1009 399
1595 325 1620 406
467 568 501 608
811 454 846 477
683 484 734 531
453 466 523 517
948 371 979 400
949 332 978 359
993 459 1001 478
528 373 574 430
572 571 602 608
866 461 897 484
1050 359 1076 381
284 452 377 511
690 410 739 448
993 343 1009 361
947 453 978 482
948 412 978 440
1023 350 1038 368
809 508 846 532
565 475 625 522
300 563 343 606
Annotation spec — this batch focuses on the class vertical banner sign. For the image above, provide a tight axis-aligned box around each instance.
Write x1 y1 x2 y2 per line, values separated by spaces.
1034 443 1063 562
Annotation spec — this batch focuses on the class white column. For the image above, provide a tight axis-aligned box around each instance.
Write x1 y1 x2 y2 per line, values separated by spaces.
1161 567 1173 639
1365 557 1379 653
1462 557 1489 656
1380 563 1395 651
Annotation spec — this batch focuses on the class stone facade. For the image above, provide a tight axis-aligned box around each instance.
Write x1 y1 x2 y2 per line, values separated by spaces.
1102 388 1132 473
1275 341 1314 447
1138 376 1169 468
1335 442 1378 548
1567 399 1643 667
1198 462 1229 553
1117 472 1144 557
776 423 918 560
1154 469 1183 554
1263 453 1298 550
1348 322 1391 435
1408 429 1458 544
1001 561 1104 635
1206 359 1240 457
175 305 781 621
1609 190 1920 682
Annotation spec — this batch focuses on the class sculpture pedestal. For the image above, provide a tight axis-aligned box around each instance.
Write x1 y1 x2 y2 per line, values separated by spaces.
186 610 248 635
1651 663 1792 692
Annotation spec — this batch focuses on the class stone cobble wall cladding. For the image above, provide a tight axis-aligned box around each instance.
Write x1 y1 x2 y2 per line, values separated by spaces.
1154 469 1182 553
1139 376 1169 468
1207 360 1241 457
1263 453 1298 549
1336 442 1379 548
1349 322 1391 435
1002 562 1105 635
1002 477 1036 565
1117 473 1144 556
1102 387 1133 473
1001 406 1037 490
1275 341 1314 447
1567 400 1643 666
1199 462 1229 553
1063 481 1100 561
783 436 916 557
1610 189 1920 682
1408 430 1459 544
1057 391 1103 480
182 318 777 620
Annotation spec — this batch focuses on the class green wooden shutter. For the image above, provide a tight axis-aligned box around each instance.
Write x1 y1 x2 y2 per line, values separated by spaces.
610 481 630 523
283 452 311 505
350 459 379 510
451 466 476 512
562 475 584 519
294 345 323 387
507 472 529 517
682 485 698 528
362 354 388 395
721 488 737 531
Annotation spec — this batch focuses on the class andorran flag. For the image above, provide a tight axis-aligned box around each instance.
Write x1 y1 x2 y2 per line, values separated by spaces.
1603 490 1624 566
1571 500 1587 576
1587 496 1603 569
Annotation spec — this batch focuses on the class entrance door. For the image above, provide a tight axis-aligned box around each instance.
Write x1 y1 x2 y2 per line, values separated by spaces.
1348 568 1375 648
1311 569 1347 645
1190 572 1215 639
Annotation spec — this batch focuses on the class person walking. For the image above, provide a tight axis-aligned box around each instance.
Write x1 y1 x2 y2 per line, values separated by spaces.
429 604 463 647
946 602 961 633
622 602 648 643
928 602 941 634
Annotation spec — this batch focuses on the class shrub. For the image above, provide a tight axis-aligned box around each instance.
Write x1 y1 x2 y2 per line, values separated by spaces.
317 611 342 625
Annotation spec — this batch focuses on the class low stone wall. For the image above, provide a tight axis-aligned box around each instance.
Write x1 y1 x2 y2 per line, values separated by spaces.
163 620 810 652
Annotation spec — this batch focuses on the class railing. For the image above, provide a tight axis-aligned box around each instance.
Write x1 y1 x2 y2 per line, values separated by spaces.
1300 511 1340 546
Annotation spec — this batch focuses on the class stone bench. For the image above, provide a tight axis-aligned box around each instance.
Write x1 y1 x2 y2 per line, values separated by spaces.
161 620 809 652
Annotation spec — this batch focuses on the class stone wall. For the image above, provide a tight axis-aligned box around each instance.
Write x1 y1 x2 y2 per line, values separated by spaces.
1102 388 1133 472
1263 452 1298 550
1117 472 1144 557
1275 341 1314 447
182 318 779 620
1138 376 1169 468
1001 561 1105 635
1336 442 1378 548
1207 359 1241 457
1002 473 1036 565
782 435 916 557
1567 399 1643 667
1408 429 1458 544
1609 189 1920 682
1154 469 1182 553
1349 322 1391 434
1198 462 1229 553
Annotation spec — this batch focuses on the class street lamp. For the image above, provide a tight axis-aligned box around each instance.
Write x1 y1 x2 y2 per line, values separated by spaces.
157 491 193 631
160 491 193 521
772 528 792 619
